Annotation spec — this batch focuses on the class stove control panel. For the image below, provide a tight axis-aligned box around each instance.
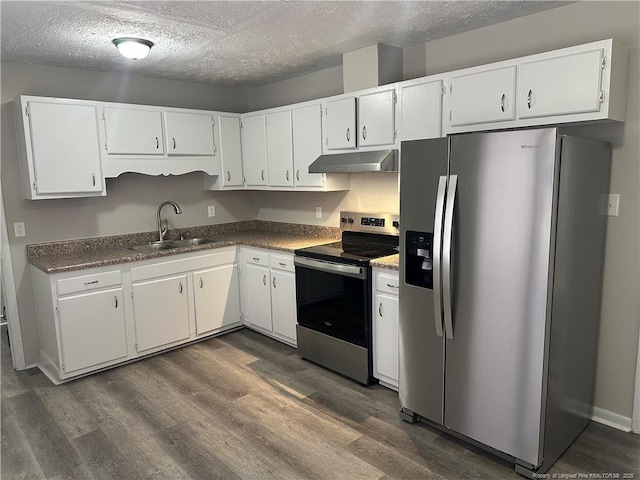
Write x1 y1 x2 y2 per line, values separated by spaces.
340 211 399 235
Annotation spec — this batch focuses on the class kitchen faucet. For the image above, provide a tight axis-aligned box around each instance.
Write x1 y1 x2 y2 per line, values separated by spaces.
157 200 182 242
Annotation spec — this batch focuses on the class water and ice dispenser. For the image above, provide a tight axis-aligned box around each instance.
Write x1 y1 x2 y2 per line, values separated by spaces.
405 231 433 289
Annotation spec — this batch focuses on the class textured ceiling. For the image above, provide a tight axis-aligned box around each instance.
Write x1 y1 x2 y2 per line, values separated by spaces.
1 1 569 87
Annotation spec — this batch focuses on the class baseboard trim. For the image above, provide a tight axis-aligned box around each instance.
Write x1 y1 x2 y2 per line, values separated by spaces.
592 406 633 432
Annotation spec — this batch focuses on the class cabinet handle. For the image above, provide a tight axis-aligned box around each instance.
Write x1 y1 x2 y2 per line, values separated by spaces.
199 278 204 289
279 262 287 268
362 125 367 140
92 174 96 187
527 89 533 109
227 171 231 182
179 282 183 294
263 274 267 286
273 277 277 288
387 283 399 289
114 296 118 309
261 170 265 181
84 280 99 287
296 169 300 181
253 257 260 262
378 302 384 317
500 94 506 113
156 136 159 149
346 127 350 142
286 170 290 181
172 137 176 150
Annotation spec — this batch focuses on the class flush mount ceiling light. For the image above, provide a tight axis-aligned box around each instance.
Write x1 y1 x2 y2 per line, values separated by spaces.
112 37 154 60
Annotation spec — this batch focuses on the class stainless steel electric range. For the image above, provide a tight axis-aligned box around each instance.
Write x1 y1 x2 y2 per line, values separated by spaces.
294 211 399 385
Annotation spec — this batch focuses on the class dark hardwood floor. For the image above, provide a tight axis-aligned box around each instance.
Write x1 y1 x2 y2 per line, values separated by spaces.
2 327 638 479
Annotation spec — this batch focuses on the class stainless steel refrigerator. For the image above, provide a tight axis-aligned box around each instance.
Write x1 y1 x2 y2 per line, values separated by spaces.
399 128 611 476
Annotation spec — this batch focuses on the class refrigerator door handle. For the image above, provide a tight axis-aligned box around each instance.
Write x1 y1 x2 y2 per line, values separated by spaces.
442 174 458 340
432 175 447 338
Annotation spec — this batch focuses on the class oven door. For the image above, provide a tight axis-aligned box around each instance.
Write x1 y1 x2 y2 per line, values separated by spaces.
294 256 369 347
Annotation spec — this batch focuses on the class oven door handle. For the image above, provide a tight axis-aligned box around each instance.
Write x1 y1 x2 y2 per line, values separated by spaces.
294 256 366 279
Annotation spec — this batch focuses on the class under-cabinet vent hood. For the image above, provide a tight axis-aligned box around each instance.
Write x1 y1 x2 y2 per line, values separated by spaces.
308 150 398 174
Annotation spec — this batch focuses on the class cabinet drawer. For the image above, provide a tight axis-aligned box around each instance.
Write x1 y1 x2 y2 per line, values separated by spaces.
270 253 294 273
244 250 269 266
375 272 400 295
57 270 122 296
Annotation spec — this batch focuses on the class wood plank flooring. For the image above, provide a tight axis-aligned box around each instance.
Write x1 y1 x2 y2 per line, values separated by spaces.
2 327 639 480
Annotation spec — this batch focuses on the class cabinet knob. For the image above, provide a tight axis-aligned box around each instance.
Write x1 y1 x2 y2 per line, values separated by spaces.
527 89 533 109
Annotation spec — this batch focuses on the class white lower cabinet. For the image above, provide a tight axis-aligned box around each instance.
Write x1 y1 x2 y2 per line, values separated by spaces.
372 268 400 390
31 247 241 384
193 264 241 335
132 274 191 354
240 248 297 346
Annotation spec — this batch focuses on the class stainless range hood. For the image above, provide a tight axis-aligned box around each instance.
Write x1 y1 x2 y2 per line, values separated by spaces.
308 149 398 174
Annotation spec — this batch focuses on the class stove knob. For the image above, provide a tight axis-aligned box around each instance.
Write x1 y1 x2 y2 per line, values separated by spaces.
341 217 347 223
348 217 354 224
393 221 399 228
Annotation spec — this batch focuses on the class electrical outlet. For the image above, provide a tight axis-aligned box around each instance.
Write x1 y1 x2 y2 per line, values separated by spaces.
315 206 322 219
600 194 620 216
207 205 216 217
14 222 26 238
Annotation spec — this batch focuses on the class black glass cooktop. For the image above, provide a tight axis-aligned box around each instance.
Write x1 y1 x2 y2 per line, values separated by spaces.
295 232 398 266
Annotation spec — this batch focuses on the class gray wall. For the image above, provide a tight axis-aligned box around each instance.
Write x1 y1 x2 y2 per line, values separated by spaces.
1 62 255 365
246 1 640 421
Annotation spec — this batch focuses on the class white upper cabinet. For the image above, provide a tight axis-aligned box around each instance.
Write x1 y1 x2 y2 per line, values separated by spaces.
518 48 604 119
219 115 244 187
292 103 325 188
242 113 268 186
323 86 398 153
325 97 357 150
164 111 216 156
104 107 164 155
448 66 517 127
399 78 444 141
358 89 396 147
266 110 294 187
14 96 105 200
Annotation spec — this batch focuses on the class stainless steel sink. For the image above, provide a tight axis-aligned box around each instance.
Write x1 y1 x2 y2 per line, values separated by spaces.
124 238 217 254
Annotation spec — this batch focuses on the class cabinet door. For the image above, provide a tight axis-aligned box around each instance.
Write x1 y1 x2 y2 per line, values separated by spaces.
400 80 443 141
519 48 604 119
194 264 241 335
449 66 516 126
358 89 396 147
266 110 294 187
57 288 127 374
373 292 399 388
292 104 325 187
104 107 164 155
270 270 297 344
28 101 103 194
164 111 215 156
132 274 190 353
325 97 357 150
218 115 244 187
242 114 268 185
244 263 272 331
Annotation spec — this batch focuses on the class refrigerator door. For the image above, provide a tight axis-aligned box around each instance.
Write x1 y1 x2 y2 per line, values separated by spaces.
443 129 559 467
398 138 448 424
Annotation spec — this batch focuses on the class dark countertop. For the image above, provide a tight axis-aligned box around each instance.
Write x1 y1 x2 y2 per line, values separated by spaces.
28 221 340 275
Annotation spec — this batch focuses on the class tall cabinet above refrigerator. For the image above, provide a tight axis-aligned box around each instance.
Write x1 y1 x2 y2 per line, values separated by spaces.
398 128 611 476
